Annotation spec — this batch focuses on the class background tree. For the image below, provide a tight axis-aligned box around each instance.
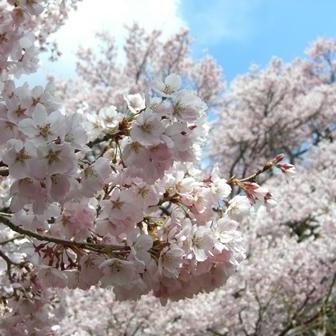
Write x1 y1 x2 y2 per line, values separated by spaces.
55 24 225 116
209 45 336 178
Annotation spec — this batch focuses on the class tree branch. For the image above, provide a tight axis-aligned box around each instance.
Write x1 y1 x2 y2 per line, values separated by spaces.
0 214 129 254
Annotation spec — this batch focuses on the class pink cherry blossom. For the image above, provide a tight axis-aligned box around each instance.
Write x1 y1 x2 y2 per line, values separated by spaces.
130 109 165 146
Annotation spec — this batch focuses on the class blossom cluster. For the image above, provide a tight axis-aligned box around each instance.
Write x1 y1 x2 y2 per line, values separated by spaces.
1 69 248 303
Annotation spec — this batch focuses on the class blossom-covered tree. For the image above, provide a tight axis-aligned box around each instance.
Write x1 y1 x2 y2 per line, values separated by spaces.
209 45 336 178
55 23 225 116
54 38 336 336
0 1 295 335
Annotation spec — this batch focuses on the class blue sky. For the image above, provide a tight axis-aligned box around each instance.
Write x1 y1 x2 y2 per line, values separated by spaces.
181 0 336 80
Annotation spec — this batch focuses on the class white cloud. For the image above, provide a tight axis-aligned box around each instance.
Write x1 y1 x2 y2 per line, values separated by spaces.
186 0 261 46
31 0 186 82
